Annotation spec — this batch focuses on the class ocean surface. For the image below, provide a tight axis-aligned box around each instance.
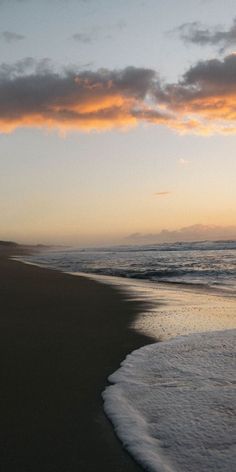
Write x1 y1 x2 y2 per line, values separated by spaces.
22 239 236 295
18 240 236 472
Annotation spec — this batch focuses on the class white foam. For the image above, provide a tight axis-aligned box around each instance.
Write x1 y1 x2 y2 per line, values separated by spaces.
103 329 236 472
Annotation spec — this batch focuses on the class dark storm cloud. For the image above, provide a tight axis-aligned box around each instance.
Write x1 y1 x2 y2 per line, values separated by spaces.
174 18 236 52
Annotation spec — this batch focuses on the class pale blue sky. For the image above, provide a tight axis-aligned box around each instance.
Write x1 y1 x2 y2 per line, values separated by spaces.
1 0 236 76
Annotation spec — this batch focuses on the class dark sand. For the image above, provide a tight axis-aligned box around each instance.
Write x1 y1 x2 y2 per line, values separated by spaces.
0 246 153 471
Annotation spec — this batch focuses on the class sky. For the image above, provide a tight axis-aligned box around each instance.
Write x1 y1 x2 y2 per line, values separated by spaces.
1 0 236 246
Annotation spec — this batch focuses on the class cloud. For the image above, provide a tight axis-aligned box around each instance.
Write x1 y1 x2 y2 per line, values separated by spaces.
1 54 236 135
178 158 190 165
126 224 236 244
155 191 171 196
0 57 53 79
71 20 126 44
0 31 25 43
155 53 236 134
72 32 95 44
174 19 236 52
0 62 172 133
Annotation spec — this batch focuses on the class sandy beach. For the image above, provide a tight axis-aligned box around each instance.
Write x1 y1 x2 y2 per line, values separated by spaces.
0 245 153 471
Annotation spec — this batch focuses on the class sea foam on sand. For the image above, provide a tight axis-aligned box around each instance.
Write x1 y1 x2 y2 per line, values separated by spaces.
69 273 236 340
103 329 236 472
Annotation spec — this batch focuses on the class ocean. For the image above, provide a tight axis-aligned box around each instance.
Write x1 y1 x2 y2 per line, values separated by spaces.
18 240 236 472
21 239 236 295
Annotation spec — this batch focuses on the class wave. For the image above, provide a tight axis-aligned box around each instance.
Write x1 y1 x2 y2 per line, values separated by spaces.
103 329 236 472
87 240 236 253
18 240 236 296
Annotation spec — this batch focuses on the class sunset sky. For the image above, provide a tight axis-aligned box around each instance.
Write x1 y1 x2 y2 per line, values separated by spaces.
1 0 236 246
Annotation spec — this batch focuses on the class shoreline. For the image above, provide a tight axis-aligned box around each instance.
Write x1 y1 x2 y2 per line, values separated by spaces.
13 255 236 342
2 246 236 471
0 246 154 471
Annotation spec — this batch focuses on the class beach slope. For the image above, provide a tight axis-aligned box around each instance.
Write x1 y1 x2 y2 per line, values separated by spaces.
0 246 151 471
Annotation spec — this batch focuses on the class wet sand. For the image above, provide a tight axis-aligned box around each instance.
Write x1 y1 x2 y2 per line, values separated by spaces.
0 246 153 471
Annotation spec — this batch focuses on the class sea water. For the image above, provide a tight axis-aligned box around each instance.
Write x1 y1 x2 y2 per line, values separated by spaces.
18 241 236 471
20 240 236 295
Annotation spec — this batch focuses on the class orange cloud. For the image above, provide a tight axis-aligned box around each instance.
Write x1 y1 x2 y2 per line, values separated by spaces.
0 67 161 133
1 55 236 135
156 54 236 134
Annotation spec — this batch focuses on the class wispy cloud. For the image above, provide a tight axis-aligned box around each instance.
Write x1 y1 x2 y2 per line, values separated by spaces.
71 20 126 44
0 31 25 43
173 18 236 52
178 158 190 165
72 32 96 44
126 224 236 243
0 57 53 79
154 191 171 196
1 53 236 135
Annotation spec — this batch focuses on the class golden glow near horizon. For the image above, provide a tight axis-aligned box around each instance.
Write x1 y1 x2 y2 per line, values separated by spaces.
1 0 236 245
